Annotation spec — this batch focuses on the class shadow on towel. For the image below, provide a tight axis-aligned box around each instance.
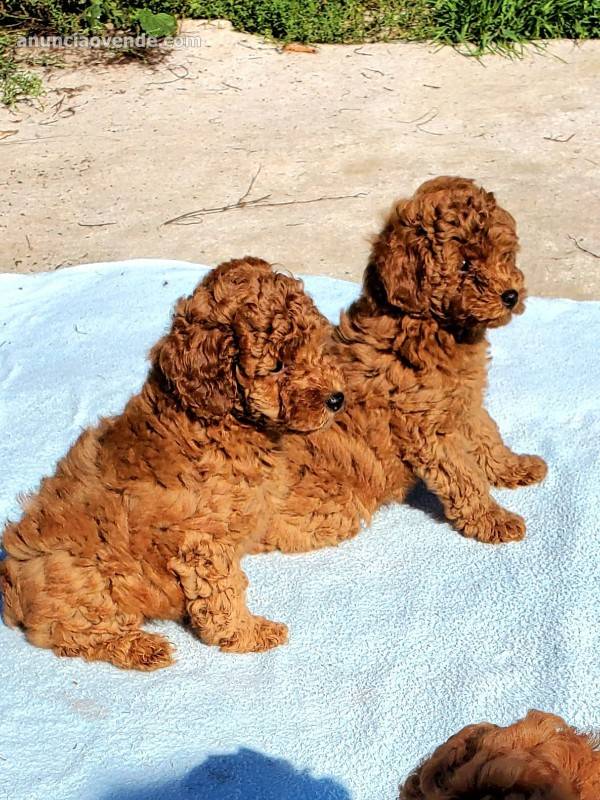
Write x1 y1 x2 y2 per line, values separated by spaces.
99 747 350 800
404 480 446 524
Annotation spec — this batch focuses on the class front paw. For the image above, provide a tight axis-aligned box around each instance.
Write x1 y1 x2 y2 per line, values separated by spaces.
492 454 548 488
460 504 526 544
219 616 288 653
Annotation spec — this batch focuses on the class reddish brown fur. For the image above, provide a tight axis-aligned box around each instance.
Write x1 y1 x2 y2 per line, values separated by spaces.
258 176 547 555
399 710 600 800
0 257 344 670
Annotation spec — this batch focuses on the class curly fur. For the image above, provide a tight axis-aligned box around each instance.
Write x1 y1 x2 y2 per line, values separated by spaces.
258 176 547 555
0 257 345 670
399 710 600 800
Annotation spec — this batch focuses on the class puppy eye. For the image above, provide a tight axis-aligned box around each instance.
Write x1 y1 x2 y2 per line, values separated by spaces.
461 259 470 272
271 360 283 373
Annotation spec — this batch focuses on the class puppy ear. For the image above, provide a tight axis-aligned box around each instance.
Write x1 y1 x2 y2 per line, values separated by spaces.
151 290 237 420
368 203 426 314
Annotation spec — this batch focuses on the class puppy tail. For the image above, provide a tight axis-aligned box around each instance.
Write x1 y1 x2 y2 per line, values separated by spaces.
0 557 24 627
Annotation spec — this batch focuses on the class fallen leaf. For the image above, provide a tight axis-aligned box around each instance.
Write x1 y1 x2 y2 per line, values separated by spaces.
282 42 317 54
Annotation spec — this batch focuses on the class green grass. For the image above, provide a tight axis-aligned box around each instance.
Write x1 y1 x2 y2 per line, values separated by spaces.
179 0 430 43
431 0 600 54
1 0 599 104
0 34 43 106
173 0 600 47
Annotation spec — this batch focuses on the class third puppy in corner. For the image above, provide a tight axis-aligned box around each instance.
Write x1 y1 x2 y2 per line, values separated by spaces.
399 709 600 799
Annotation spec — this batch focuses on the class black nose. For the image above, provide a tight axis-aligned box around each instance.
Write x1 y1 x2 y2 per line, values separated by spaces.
325 392 345 413
501 289 519 309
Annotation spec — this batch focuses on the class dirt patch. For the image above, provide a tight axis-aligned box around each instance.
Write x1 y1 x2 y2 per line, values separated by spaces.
1 22 599 298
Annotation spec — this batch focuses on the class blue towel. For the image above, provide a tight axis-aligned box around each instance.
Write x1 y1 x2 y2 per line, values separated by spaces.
1 260 598 800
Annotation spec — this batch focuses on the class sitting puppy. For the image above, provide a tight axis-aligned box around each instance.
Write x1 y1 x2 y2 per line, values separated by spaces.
261 176 546 554
0 257 345 670
399 710 600 799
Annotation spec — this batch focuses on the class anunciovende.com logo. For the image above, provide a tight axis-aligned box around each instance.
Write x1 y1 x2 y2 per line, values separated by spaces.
16 34 202 49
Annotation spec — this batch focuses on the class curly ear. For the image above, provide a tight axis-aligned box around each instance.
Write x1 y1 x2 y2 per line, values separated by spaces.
367 203 426 314
151 292 237 420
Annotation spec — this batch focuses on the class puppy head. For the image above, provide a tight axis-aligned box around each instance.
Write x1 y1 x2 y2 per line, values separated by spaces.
368 176 525 333
152 257 344 432
400 710 599 800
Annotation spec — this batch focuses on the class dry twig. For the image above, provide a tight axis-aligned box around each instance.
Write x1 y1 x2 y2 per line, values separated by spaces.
543 133 575 143
163 169 367 226
568 234 600 259
148 65 190 86
77 221 117 228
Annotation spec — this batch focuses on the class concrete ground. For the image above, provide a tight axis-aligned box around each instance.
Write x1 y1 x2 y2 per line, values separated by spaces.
1 22 599 298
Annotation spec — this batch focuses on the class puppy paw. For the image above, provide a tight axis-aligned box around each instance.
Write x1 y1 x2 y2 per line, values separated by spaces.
125 632 175 670
492 455 548 488
461 505 526 544
90 631 176 671
251 618 289 651
219 616 288 653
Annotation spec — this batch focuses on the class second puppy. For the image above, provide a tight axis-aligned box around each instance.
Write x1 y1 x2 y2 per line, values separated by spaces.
260 176 547 554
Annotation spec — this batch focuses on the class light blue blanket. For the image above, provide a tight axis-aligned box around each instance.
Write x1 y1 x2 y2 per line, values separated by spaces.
1 260 598 800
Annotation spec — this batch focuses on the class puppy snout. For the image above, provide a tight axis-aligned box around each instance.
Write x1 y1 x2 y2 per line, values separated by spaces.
501 289 519 309
325 392 345 413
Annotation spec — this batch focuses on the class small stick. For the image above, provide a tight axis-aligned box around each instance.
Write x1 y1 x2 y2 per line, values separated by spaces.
0 136 58 146
543 133 575 143
164 191 367 226
237 165 262 204
148 65 190 86
568 235 600 259
77 221 117 227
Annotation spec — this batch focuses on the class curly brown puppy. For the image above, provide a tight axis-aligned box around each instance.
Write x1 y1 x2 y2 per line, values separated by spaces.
0 257 345 670
399 710 600 800
259 176 546 554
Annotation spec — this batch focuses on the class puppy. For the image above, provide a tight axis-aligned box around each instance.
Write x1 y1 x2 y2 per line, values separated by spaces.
0 257 345 670
399 710 600 800
260 176 546 554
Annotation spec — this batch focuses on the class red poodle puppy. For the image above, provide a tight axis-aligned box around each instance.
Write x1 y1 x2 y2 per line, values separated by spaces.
0 257 345 670
261 176 546 554
400 710 600 800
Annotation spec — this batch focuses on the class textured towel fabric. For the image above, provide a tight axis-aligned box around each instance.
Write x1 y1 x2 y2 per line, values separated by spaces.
0 260 599 800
